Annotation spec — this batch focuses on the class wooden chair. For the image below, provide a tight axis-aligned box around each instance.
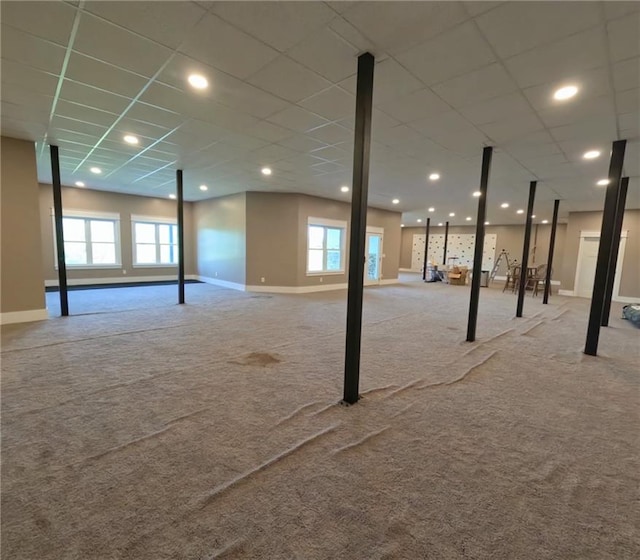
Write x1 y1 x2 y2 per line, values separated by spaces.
532 264 551 297
503 265 521 293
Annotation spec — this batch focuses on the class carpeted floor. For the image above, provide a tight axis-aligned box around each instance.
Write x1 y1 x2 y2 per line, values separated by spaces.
2 278 639 559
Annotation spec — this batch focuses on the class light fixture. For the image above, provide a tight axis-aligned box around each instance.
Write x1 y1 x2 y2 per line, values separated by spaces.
597 178 609 186
553 84 578 101
449 212 455 217
401 224 405 227
472 191 481 197
261 167 272 176
90 167 102 174
531 215 536 218
199 185 208 191
438 222 443 226
75 181 85 187
484 221 490 225
583 150 600 160
169 194 177 199
542 219 549 224
392 198 400 204
188 73 208 90
417 219 422 223
340 185 349 193
429 173 440 181
500 202 509 208
516 209 524 214
123 134 139 145
428 207 435 212
466 216 472 221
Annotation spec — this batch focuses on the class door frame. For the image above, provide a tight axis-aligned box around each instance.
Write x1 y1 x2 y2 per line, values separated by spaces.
574 230 627 299
364 226 384 286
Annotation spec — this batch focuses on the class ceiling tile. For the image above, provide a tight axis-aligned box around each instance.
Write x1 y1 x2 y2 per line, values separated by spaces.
1 84 53 115
0 0 77 46
475 1 601 58
244 120 294 143
504 27 608 89
211 1 335 52
306 123 353 144
549 116 617 143
1 59 59 97
375 88 451 124
266 105 329 132
247 55 331 103
607 14 640 62
60 80 131 114
277 134 329 153
0 25 66 74
612 57 639 93
179 13 280 79
615 88 640 114
73 13 172 78
537 95 616 129
618 112 640 139
1 117 48 141
124 102 185 130
463 2 504 17
458 92 532 125
603 1 640 20
395 21 496 86
479 113 544 144
298 86 355 121
84 1 206 50
51 114 108 138
432 63 519 107
55 99 118 128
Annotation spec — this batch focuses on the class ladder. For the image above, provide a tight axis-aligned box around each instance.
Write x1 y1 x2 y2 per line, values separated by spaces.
490 249 512 282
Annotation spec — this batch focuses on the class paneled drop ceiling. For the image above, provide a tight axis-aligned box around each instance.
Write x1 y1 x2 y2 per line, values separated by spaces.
1 0 638 225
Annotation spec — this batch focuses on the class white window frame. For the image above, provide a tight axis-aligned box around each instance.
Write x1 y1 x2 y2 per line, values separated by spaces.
131 215 179 268
306 217 347 275
52 209 121 269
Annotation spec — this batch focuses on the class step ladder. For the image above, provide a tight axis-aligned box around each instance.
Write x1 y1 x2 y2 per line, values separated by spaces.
490 249 513 282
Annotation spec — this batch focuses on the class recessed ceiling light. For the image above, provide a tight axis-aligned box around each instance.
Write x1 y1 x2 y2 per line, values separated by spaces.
466 216 472 221
472 191 481 197
531 215 536 219
596 178 609 186
75 181 85 187
438 222 443 226
261 167 272 176
417 218 422 223
583 150 600 160
428 207 435 212
516 209 524 214
484 221 490 226
169 194 177 199
199 185 208 191
449 212 455 217
340 185 349 193
501 202 509 208
188 73 208 90
542 219 549 224
392 198 400 204
90 167 101 174
429 173 440 181
553 84 578 101
123 134 139 145
401 224 405 227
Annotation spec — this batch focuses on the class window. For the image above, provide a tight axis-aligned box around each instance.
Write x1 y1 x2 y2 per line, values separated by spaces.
132 216 179 266
53 212 120 267
307 218 346 274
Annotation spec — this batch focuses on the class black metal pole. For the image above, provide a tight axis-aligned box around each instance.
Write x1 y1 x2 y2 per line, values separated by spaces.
585 139 627 356
466 146 493 342
543 199 560 304
50 145 69 316
176 169 185 304
343 52 375 405
601 176 629 326
421 217 431 281
442 221 449 265
516 181 537 317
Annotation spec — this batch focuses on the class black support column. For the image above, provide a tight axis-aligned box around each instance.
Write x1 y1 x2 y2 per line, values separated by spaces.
50 145 69 316
585 139 627 356
176 169 185 304
543 199 560 304
516 181 537 317
421 217 430 281
343 52 375 405
442 221 449 265
466 146 493 342
601 176 629 326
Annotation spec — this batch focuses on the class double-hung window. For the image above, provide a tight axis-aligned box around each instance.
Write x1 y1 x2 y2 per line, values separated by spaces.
54 211 121 267
307 217 347 274
132 216 179 266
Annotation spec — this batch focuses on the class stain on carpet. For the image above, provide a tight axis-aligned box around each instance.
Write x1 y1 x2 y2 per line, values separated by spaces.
230 352 282 367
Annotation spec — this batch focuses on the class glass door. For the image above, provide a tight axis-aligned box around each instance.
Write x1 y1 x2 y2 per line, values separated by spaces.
365 232 383 285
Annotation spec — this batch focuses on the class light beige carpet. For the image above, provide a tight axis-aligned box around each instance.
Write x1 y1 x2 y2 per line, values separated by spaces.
2 280 639 559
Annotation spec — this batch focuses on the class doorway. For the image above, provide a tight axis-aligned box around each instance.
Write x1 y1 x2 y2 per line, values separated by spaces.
574 231 627 299
365 229 383 286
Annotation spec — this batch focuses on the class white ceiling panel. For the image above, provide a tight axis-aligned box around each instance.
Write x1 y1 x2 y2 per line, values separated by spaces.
475 1 601 58
375 88 451 124
247 55 331 103
616 88 640 115
179 13 279 79
603 1 640 20
395 21 496 86
618 112 640 140
84 1 206 50
0 25 66 74
55 99 118 128
479 114 544 145
1 84 53 115
549 116 618 144
607 14 640 62
266 105 329 132
60 80 131 114
0 0 77 46
306 123 353 144
276 134 329 153
458 92 533 126
1 58 59 96
612 57 639 93
463 2 504 17
537 95 616 129
298 86 355 121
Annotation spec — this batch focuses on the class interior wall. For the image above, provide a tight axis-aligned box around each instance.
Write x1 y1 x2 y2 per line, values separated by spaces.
39 184 197 283
194 192 246 285
1 137 46 318
560 209 639 298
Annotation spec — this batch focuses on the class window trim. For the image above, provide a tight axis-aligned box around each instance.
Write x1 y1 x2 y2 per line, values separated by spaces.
306 217 347 276
131 216 179 268
52 209 121 269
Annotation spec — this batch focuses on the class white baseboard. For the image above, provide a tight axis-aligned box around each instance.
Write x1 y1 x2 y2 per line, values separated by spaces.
556 289 638 303
380 278 400 285
197 276 246 291
558 289 575 297
246 283 348 294
45 274 199 287
493 275 560 286
0 308 49 325
399 268 418 272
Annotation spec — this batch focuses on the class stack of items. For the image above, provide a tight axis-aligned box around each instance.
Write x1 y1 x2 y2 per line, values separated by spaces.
448 265 468 286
